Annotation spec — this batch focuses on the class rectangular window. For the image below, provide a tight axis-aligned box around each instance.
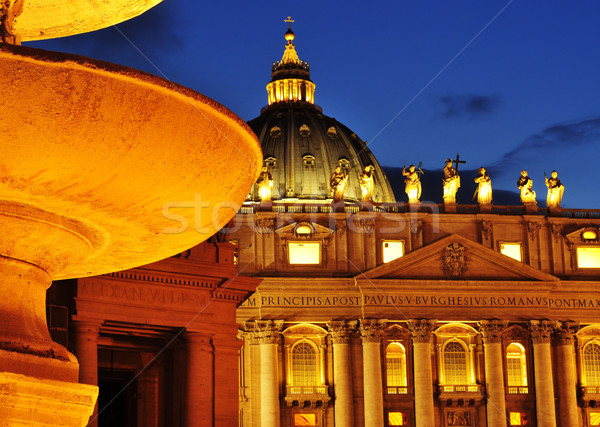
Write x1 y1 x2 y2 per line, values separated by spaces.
383 240 405 263
289 242 321 265
500 242 522 262
388 412 406 426
295 414 317 426
577 247 600 269
590 412 600 426
509 411 529 425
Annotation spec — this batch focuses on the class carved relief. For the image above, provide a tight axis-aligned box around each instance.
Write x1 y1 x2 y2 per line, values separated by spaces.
527 221 541 240
529 320 553 344
554 321 578 345
359 319 386 342
479 320 507 344
328 320 357 344
446 411 473 426
359 218 375 233
408 319 437 343
244 320 284 345
551 223 564 242
410 218 422 235
481 220 492 241
254 218 274 235
335 219 347 236
503 325 529 341
441 242 468 279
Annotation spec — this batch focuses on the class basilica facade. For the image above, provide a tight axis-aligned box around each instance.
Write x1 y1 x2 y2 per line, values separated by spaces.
231 24 600 427
45 23 600 427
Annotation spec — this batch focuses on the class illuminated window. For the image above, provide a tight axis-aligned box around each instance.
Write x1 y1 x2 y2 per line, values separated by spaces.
295 224 313 236
584 343 600 386
269 127 282 138
388 412 406 426
265 156 278 167
291 342 318 386
443 341 468 385
577 247 600 269
383 240 405 263
303 154 315 167
506 343 528 391
338 158 349 170
327 126 338 139
500 242 522 262
294 414 317 426
288 242 321 265
299 124 311 137
509 412 528 425
590 412 600 426
386 343 407 393
582 229 599 242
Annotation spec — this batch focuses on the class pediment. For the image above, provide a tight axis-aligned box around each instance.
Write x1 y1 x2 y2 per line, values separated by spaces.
275 221 334 240
361 234 558 282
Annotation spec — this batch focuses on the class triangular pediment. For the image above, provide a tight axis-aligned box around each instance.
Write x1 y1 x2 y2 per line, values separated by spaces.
361 234 558 282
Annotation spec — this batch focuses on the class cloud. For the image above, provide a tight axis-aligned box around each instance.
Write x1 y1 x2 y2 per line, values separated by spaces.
488 115 600 176
436 94 501 119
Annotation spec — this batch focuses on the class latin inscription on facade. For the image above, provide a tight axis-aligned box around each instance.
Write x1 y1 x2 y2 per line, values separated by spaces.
241 293 600 310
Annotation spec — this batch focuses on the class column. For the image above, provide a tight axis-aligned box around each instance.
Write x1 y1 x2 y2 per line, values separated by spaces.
408 319 436 427
554 322 579 427
360 319 385 427
480 320 507 427
529 320 557 426
329 321 357 427
184 332 214 427
71 320 100 427
137 353 159 427
256 320 283 427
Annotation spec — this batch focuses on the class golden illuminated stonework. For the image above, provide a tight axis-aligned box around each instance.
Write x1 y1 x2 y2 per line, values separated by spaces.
266 18 315 105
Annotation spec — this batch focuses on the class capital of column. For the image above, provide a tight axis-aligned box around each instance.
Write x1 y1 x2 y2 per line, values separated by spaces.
529 320 553 344
408 319 437 343
328 320 357 344
243 320 283 345
359 319 386 343
71 319 101 337
479 320 507 344
554 321 579 345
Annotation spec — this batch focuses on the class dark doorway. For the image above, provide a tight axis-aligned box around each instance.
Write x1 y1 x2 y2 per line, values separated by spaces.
98 370 138 427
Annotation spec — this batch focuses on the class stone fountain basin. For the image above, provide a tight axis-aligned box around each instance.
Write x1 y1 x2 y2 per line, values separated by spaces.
0 43 262 280
14 0 163 41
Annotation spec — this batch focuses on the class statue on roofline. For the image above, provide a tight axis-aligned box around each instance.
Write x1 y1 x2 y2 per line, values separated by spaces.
473 167 492 205
545 170 564 208
442 159 460 204
517 170 537 205
402 163 423 204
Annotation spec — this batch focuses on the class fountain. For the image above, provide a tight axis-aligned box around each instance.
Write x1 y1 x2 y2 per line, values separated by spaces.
0 2 262 425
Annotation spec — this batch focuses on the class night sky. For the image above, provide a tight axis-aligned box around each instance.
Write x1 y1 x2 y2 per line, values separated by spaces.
28 1 600 208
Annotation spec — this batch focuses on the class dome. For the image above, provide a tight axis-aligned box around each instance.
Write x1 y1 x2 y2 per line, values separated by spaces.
248 21 395 203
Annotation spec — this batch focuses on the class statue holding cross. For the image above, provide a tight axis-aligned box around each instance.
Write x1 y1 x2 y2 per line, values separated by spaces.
442 154 464 204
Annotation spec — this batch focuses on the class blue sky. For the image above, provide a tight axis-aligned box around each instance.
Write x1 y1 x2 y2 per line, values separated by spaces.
28 1 600 208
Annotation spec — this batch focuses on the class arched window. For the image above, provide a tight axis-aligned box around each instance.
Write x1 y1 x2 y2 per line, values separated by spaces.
506 343 528 392
584 342 600 386
386 343 407 394
291 341 318 386
443 341 468 385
